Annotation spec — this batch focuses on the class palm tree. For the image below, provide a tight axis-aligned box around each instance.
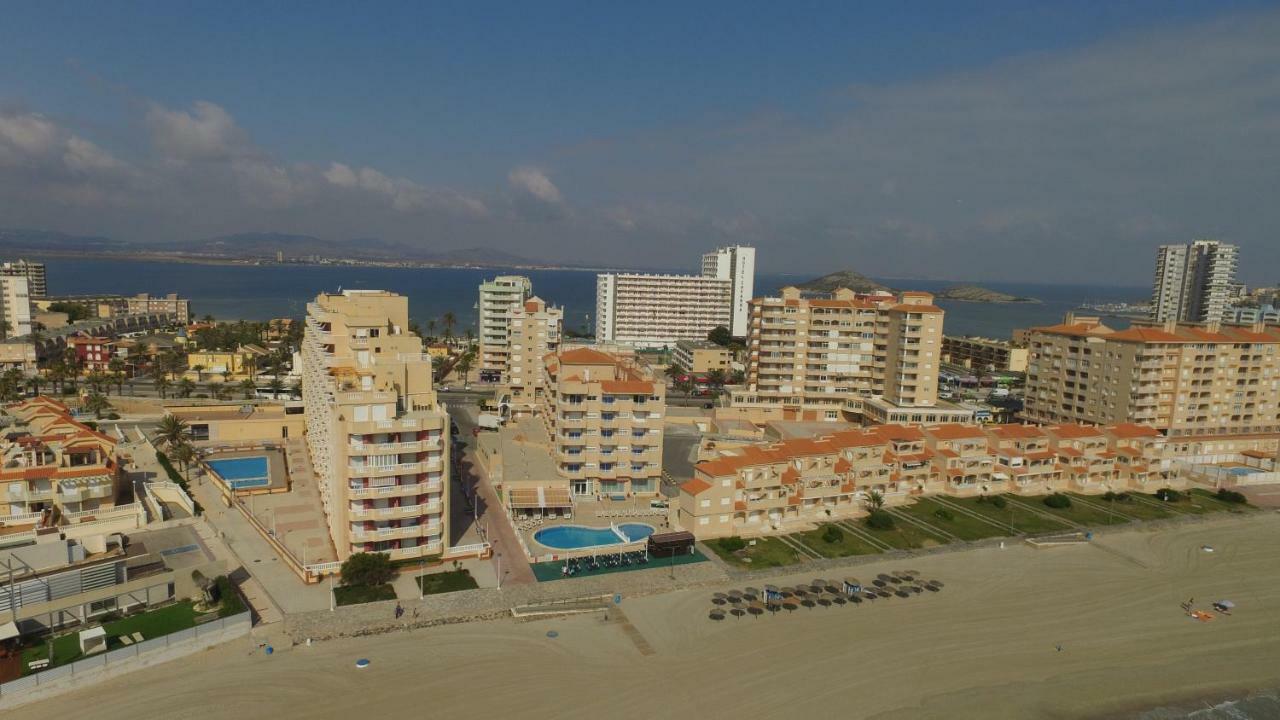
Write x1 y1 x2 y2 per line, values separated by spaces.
705 368 728 388
153 372 171 399
107 357 126 395
155 415 191 449
442 312 456 344
26 373 43 397
176 378 196 398
192 364 206 382
289 379 302 399
83 391 112 419
426 318 437 340
171 442 196 483
665 364 686 381
239 378 257 399
267 377 285 399
865 490 885 511
454 351 473 383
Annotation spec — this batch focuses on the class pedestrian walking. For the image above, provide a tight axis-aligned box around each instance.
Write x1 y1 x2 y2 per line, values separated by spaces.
394 602 404 619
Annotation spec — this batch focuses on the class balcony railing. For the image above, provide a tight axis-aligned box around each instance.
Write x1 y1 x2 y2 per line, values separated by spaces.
347 481 437 499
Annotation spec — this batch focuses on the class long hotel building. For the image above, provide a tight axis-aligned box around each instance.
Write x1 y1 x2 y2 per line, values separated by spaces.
595 245 755 348
1023 314 1280 436
478 275 532 380
540 348 665 498
302 290 450 561
729 287 972 424
677 421 1179 539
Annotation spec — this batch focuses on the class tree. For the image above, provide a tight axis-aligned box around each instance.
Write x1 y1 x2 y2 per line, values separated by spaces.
155 415 191 449
665 364 686 381
289 379 302 399
454 351 474 382
267 377 285 399
426 318 437 340
866 509 895 530
153 374 171 399
442 312 457 343
192 364 206 382
171 442 197 483
83 391 112 419
340 552 394 587
176 378 196 398
239 378 257 399
705 368 728 388
707 325 733 347
864 489 885 511
107 357 127 395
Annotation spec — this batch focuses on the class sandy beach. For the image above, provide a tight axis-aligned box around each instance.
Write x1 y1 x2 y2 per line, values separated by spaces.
12 513 1280 720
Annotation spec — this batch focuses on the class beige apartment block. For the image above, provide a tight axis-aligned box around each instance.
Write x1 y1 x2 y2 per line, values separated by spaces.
942 335 1029 373
672 340 733 375
478 275 532 379
676 420 1181 540
728 287 945 423
539 347 665 498
500 296 563 416
301 290 450 562
1024 314 1280 437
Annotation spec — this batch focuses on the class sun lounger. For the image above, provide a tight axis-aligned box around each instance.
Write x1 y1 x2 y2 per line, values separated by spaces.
119 635 134 646
131 632 144 642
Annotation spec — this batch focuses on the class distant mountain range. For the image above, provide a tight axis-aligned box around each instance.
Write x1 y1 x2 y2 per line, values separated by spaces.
796 269 1039 303
0 228 537 268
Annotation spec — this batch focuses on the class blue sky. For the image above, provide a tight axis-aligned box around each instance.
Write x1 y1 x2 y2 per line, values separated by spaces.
2 1 1278 283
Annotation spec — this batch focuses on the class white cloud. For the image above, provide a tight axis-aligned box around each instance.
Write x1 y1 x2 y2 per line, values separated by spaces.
0 113 59 163
507 166 563 205
325 162 488 216
146 100 248 162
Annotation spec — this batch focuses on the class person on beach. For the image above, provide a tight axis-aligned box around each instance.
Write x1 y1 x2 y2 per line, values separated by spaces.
395 603 404 619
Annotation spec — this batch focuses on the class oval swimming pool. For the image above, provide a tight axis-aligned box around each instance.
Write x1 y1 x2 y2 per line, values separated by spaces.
533 523 655 550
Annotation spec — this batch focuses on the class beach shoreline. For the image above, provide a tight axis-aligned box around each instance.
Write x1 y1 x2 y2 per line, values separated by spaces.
10 512 1280 720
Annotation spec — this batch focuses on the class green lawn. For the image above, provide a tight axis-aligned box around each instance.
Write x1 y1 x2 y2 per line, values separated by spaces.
415 569 479 595
1068 493 1175 521
859 516 945 550
334 583 397 606
795 524 883 558
949 496 1072 534
1031 496 1131 526
21 601 201 672
708 536 802 569
896 498 1009 541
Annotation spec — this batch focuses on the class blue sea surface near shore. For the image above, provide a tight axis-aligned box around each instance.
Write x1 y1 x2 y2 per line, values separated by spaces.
1132 688 1280 719
33 257 1146 340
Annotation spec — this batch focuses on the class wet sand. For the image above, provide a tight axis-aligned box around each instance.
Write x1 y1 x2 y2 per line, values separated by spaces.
12 513 1280 720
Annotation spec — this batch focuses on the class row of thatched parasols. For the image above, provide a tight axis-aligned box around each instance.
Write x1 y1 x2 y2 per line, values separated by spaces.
708 571 944 620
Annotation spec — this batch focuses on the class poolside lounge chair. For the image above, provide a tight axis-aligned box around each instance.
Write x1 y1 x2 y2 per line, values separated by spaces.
131 632 144 642
119 635 134 646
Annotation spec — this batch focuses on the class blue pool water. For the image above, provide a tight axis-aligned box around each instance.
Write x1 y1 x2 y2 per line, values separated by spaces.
207 456 270 489
533 523 655 550
1226 466 1261 476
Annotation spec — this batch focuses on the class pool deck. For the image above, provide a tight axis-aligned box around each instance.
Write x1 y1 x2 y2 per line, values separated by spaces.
204 440 339 569
516 494 674 559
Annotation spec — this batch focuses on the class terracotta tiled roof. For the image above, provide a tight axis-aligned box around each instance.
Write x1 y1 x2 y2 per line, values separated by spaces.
558 348 619 365
1107 423 1161 439
987 424 1047 439
923 424 987 440
1048 424 1105 439
680 478 713 495
600 380 653 394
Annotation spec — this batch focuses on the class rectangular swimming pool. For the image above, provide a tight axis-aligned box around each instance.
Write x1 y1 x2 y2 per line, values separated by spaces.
207 456 271 490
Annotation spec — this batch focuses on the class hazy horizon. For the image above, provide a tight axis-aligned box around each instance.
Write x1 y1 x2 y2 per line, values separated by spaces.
3 2 1279 285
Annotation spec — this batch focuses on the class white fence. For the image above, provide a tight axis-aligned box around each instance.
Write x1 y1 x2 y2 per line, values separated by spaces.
0 612 252 703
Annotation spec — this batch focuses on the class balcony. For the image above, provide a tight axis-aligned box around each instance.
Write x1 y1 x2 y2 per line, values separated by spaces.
347 481 437 499
349 439 440 454
349 523 442 542
58 481 114 502
348 501 442 520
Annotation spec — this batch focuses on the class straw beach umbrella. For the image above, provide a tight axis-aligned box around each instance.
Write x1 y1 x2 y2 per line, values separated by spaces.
747 602 765 618
709 609 726 621
711 592 728 606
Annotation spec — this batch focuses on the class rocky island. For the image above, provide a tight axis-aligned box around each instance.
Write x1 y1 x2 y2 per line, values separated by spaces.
934 284 1040 303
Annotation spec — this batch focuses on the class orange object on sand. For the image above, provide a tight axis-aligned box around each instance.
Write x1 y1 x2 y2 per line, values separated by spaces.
1191 611 1214 622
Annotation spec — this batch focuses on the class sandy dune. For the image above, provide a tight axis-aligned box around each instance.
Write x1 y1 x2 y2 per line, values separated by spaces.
12 513 1280 720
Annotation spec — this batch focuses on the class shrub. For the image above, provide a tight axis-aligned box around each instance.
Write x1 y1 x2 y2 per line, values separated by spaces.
1043 493 1072 509
866 509 895 531
990 496 1008 509
1216 489 1248 504
821 525 843 544
1102 491 1129 502
215 575 247 617
717 536 747 553
1155 488 1183 502
340 552 394 587
933 508 954 522
105 412 121 420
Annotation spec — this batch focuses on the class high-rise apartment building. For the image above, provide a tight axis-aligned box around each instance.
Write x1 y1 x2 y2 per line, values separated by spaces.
478 275 532 380
1151 240 1239 324
1023 314 1280 436
539 347 665 498
500 296 563 415
595 245 755 348
0 275 33 339
701 245 756 337
1 259 47 298
729 287 973 425
301 290 450 561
